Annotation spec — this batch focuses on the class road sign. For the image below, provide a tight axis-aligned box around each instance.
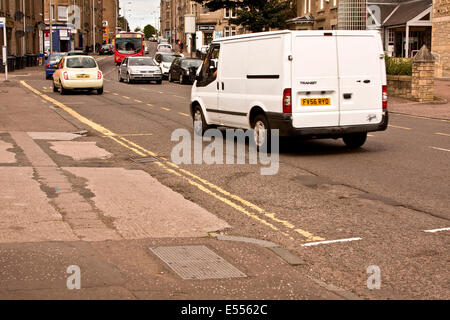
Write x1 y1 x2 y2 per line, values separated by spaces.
0 17 5 28
1 17 8 81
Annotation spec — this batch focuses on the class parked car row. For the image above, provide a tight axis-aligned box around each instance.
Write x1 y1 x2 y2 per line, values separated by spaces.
117 53 202 85
45 50 88 79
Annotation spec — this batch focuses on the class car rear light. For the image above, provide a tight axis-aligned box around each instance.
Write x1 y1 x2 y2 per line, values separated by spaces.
63 72 68 80
283 88 292 113
382 85 387 110
46 64 50 68
97 71 102 79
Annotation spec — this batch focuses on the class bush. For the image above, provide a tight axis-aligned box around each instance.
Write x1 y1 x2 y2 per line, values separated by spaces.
385 55 412 76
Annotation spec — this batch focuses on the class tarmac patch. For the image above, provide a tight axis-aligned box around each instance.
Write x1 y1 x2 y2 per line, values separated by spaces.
49 141 112 160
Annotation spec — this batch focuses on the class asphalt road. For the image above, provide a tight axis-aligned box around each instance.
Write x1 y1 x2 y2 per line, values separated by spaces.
22 44 450 299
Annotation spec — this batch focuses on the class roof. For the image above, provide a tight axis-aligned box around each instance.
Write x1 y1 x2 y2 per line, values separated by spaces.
382 0 432 26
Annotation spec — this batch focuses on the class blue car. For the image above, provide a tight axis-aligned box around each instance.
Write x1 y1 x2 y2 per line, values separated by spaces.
45 53 66 79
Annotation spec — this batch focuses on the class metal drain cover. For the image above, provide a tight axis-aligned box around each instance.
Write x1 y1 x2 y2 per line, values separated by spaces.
150 245 247 280
130 156 160 163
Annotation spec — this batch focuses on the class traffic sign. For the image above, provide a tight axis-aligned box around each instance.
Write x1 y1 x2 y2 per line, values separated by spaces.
0 17 5 28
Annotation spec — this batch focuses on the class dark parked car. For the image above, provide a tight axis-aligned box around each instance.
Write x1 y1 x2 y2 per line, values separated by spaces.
99 44 114 55
168 57 202 84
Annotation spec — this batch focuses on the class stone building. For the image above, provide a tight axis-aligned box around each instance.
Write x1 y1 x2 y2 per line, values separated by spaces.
288 0 433 58
43 0 104 52
432 0 450 77
0 0 45 56
160 0 245 51
101 0 118 44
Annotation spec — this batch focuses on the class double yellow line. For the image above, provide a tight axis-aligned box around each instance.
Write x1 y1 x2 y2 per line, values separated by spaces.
21 80 324 242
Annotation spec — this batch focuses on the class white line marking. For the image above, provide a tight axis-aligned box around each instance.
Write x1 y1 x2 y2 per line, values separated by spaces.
302 237 362 247
173 95 185 99
424 227 450 233
367 134 374 137
430 146 450 152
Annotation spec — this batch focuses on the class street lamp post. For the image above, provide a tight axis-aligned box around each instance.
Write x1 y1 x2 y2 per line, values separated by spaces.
49 0 53 54
23 0 26 55
92 0 95 53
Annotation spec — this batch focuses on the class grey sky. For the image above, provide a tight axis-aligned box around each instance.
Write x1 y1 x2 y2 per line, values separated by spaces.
120 0 160 31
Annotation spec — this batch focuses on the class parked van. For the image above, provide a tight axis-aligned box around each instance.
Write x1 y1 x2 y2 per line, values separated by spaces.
190 30 388 149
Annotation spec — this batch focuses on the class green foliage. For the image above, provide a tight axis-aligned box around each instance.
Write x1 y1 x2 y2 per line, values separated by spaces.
194 0 296 32
385 55 412 76
143 24 157 39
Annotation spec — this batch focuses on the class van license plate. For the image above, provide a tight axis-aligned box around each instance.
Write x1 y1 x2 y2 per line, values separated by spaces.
301 98 331 106
76 74 90 79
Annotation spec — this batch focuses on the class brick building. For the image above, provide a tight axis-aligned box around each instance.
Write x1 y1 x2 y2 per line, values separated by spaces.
160 0 245 52
43 0 104 52
432 0 450 77
101 0 118 44
0 0 45 56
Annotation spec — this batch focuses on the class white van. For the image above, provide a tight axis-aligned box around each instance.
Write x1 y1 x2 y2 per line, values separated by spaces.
190 30 388 148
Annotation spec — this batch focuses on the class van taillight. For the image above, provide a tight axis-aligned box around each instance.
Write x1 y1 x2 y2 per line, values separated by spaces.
63 72 68 80
382 85 387 110
283 88 292 113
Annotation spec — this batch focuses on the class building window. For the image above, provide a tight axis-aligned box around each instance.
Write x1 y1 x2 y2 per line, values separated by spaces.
319 0 324 10
224 26 230 37
224 8 236 18
333 0 337 6
308 0 311 13
304 0 307 14
202 6 209 14
57 6 67 21
231 26 236 36
191 3 197 16
388 29 395 43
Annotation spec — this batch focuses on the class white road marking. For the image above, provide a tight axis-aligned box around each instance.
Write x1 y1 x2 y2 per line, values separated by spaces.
435 132 450 137
173 95 185 99
302 237 362 247
367 134 374 137
430 146 450 152
424 227 450 233
388 124 411 130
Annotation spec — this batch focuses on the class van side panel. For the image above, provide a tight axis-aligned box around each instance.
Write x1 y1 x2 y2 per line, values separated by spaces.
217 40 248 128
337 34 383 126
245 36 285 126
291 34 340 128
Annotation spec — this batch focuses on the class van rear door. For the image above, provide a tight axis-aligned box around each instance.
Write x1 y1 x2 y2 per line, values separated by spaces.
336 32 384 126
291 32 340 128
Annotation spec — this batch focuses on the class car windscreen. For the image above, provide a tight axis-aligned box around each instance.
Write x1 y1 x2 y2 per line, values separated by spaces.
181 59 202 69
116 38 143 54
66 57 97 68
48 56 62 64
128 58 156 66
161 55 180 63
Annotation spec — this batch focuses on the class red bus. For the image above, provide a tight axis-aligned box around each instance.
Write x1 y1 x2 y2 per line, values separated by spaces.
114 32 144 65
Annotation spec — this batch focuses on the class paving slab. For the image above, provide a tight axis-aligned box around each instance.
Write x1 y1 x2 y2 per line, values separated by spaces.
49 141 112 161
0 140 16 163
27 132 83 141
0 167 77 243
64 167 230 239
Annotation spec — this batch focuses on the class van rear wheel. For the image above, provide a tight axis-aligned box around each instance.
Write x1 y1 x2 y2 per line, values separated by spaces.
193 106 209 136
252 114 271 152
343 132 367 148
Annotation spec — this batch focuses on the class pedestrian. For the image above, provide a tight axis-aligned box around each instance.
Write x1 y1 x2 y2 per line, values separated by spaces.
179 42 184 53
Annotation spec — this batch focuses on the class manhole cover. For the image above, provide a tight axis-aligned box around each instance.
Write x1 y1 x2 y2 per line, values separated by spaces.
130 156 160 163
150 245 247 280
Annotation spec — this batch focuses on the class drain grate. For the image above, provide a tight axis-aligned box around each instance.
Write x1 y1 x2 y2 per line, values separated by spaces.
130 156 160 163
150 245 247 280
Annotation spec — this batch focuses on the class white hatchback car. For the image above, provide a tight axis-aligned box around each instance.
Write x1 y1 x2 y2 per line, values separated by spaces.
52 55 104 95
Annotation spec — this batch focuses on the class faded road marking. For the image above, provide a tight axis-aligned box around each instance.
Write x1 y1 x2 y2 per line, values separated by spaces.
123 96 130 99
161 107 170 111
147 104 153 107
435 132 450 137
388 124 411 130
134 99 143 103
178 112 190 117
424 227 450 233
301 237 362 247
430 146 450 152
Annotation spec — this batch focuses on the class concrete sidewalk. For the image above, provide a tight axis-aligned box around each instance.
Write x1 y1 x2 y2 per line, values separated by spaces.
388 79 450 120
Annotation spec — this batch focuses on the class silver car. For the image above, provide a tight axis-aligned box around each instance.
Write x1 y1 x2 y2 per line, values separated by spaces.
118 57 163 84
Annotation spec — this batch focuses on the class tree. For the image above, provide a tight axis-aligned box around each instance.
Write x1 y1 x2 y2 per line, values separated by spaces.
194 0 296 32
143 24 158 39
118 16 130 32
134 26 142 32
